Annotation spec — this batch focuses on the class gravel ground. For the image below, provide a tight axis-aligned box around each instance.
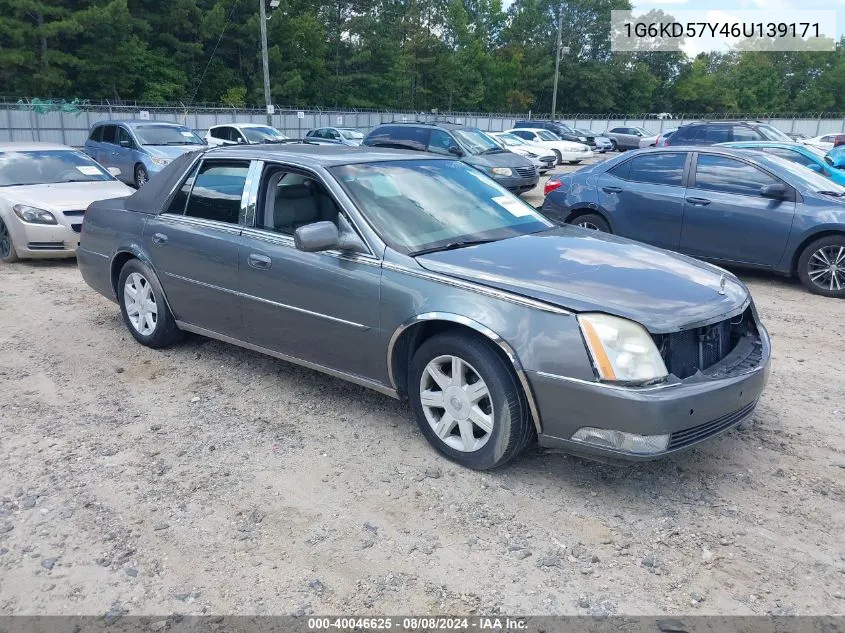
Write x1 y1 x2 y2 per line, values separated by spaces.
1 155 844 617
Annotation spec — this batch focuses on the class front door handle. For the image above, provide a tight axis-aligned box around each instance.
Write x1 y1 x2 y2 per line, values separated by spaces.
686 197 711 206
602 186 622 194
152 233 168 245
248 253 272 270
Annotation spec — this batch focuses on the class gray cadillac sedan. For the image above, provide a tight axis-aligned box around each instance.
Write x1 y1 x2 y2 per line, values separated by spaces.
77 144 771 470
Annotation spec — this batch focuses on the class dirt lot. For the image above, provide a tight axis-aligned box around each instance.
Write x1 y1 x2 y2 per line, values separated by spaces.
1 159 844 617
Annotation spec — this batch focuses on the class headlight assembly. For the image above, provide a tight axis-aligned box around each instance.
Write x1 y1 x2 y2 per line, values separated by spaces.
578 313 668 384
150 157 171 167
13 205 57 225
490 167 513 177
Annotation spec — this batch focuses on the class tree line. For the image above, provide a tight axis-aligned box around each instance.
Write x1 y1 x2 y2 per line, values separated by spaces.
2 0 845 114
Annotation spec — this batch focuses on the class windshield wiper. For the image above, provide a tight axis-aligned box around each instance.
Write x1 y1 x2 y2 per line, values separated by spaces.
817 190 845 197
480 147 505 155
411 238 499 256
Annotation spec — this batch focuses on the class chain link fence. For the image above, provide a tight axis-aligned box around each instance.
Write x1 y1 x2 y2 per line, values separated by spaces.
3 97 845 147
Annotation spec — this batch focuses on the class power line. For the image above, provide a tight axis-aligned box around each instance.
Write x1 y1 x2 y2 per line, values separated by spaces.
188 0 242 106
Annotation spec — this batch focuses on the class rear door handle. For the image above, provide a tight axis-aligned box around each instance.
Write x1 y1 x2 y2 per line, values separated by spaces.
152 233 168 245
602 186 622 194
686 197 711 206
248 253 272 270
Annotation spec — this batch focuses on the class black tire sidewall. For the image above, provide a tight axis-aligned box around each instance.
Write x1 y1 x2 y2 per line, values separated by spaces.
571 213 611 233
552 149 562 164
408 332 529 470
797 235 845 297
117 258 181 347
0 218 19 263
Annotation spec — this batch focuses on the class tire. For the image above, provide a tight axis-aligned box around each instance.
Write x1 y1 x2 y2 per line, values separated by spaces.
134 164 149 189
0 218 19 263
610 140 618 151
796 235 845 297
117 258 182 347
569 213 611 233
552 149 562 165
568 160 581 165
408 332 532 470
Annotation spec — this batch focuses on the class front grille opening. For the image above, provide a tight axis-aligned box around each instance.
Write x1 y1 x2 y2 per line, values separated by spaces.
27 241 66 250
653 308 758 380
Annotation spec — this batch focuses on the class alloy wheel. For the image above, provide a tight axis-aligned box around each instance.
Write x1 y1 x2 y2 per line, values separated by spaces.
136 167 149 188
807 245 845 291
0 220 11 259
123 272 158 335
576 220 600 230
419 355 494 453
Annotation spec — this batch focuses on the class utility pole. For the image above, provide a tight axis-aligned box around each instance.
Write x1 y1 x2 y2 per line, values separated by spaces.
259 0 272 125
551 5 563 121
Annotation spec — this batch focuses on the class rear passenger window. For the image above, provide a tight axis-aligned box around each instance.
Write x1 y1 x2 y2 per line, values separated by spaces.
703 125 731 143
608 159 630 179
628 153 686 186
101 125 117 145
166 162 200 215
183 161 250 224
694 155 778 197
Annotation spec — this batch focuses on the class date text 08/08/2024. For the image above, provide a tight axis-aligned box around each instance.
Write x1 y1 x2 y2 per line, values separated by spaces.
307 617 528 630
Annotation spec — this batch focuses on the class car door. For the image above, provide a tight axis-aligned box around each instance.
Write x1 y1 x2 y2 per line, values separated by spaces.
96 125 119 172
679 153 797 266
238 163 383 377
143 157 253 335
115 126 137 179
596 151 689 250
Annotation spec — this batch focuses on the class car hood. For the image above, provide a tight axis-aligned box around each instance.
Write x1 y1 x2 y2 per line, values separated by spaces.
468 151 534 168
2 181 135 211
414 227 749 333
143 144 206 159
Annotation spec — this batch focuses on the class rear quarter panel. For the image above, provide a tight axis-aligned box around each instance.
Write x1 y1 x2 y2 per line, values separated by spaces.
78 199 149 301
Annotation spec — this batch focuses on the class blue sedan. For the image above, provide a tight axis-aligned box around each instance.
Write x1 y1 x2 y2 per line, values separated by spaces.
542 146 845 297
718 141 845 186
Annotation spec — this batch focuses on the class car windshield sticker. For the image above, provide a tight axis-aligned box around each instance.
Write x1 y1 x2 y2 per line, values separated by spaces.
492 195 533 217
76 166 101 176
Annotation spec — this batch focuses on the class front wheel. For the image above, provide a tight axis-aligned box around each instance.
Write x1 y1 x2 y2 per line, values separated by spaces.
797 235 845 297
118 259 183 347
0 218 19 263
408 332 533 470
134 164 149 189
552 149 562 165
610 140 618 151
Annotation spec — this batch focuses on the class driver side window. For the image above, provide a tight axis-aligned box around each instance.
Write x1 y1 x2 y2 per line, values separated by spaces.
427 130 456 155
256 168 340 236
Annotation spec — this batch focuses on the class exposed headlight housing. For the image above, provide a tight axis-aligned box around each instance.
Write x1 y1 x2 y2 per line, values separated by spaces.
150 157 171 167
578 136 588 141
578 313 668 384
13 204 57 225
490 167 513 177
571 427 670 455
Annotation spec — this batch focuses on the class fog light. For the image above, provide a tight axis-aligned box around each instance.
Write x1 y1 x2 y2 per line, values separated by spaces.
571 427 669 455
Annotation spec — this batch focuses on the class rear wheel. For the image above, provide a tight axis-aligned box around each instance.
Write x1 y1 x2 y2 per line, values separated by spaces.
0 218 19 263
408 332 532 470
797 235 845 297
552 149 562 165
118 259 182 347
134 164 149 189
569 213 610 233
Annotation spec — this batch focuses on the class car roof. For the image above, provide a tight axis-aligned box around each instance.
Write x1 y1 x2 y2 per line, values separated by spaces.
211 123 275 129
93 120 187 127
0 142 73 151
203 142 452 166
376 121 476 131
678 120 766 127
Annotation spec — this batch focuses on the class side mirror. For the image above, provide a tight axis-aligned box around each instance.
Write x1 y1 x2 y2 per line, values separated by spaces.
295 221 339 252
237 137 246 144
448 145 463 157
808 162 823 172
119 140 131 148
107 167 121 177
760 183 788 199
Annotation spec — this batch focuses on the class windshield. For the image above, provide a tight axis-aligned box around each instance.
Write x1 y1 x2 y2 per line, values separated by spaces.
133 125 204 146
758 124 792 142
759 152 845 193
242 126 287 142
574 129 595 136
538 130 560 141
339 129 364 140
0 149 112 187
452 129 501 155
496 133 526 147
332 160 552 254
